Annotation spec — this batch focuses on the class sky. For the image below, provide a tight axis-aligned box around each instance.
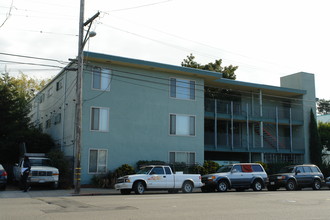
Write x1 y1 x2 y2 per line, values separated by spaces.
1 0 329 99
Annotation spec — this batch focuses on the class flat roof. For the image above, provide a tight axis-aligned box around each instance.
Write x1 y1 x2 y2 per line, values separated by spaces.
84 51 222 80
213 78 306 97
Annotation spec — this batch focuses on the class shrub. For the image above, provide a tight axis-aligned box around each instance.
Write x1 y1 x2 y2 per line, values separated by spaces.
203 161 220 174
136 160 166 168
47 150 72 189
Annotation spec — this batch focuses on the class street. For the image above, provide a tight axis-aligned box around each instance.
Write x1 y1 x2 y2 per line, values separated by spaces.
1 189 330 219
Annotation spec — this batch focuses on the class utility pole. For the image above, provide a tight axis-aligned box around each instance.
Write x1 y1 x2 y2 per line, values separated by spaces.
74 0 99 194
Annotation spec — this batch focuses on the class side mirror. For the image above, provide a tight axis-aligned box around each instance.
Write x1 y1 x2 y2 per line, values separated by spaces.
295 170 301 174
231 169 238 173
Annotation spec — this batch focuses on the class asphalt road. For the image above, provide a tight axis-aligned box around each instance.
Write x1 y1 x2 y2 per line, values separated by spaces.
1 189 330 220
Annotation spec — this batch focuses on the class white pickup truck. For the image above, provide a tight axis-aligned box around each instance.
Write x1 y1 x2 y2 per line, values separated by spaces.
13 154 59 189
115 165 203 195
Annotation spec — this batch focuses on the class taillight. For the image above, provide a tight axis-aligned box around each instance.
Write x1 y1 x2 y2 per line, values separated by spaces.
1 171 7 177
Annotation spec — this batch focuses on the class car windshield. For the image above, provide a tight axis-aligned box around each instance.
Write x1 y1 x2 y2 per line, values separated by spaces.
30 158 52 166
137 167 153 174
279 166 295 173
217 165 233 173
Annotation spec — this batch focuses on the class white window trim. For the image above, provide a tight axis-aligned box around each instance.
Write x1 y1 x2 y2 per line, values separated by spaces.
169 151 196 165
169 77 196 101
91 68 112 91
88 148 108 174
169 113 196 137
90 106 110 132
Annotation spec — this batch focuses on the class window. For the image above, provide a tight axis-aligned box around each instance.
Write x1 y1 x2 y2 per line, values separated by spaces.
232 165 242 172
56 79 63 91
89 149 107 173
170 114 195 136
47 87 53 97
303 166 312 173
296 166 304 173
92 67 111 91
164 167 172 175
39 94 45 103
252 165 264 172
91 107 109 132
45 119 51 129
169 152 195 165
150 167 164 175
170 78 195 100
54 113 61 125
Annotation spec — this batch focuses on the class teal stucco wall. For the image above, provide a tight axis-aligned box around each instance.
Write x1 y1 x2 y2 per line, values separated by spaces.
80 62 205 184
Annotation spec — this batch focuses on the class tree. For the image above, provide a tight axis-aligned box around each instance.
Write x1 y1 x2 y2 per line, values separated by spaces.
309 109 323 166
318 122 330 151
181 53 238 80
317 99 330 115
181 54 239 99
0 72 53 164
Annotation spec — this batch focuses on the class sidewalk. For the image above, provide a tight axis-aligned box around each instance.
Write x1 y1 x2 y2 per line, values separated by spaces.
0 186 119 199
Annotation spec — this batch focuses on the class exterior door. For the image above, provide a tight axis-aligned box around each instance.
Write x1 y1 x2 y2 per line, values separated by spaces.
147 167 167 188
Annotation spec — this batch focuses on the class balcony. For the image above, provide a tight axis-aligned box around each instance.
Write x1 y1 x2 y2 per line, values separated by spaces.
205 98 303 124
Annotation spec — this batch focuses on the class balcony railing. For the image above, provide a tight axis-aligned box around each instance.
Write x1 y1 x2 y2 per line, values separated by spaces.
205 98 303 121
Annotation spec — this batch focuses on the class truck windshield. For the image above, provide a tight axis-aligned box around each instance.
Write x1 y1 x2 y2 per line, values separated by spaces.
217 165 233 173
30 158 52 166
137 167 153 174
279 166 295 173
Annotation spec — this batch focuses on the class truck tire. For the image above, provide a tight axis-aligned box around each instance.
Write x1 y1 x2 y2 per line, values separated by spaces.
134 181 145 194
312 179 321 190
217 180 228 192
52 181 59 189
120 189 131 195
252 180 263 191
182 181 193 193
285 179 296 191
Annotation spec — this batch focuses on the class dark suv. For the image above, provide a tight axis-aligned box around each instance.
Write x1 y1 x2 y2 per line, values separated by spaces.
201 163 268 192
267 164 324 191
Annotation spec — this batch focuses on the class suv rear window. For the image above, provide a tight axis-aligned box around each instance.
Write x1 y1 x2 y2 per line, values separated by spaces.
303 166 312 173
241 165 253 172
252 165 263 172
310 166 320 173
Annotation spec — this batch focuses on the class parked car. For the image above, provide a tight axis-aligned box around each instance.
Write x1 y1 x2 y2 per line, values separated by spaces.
13 153 59 189
115 165 203 195
267 164 324 191
0 164 7 190
201 163 268 192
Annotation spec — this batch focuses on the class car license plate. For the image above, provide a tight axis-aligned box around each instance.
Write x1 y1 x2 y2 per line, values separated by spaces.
270 182 275 185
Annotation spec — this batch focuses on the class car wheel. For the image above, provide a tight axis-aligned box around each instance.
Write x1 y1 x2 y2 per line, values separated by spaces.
134 181 145 195
312 179 321 190
286 179 296 191
52 181 59 189
182 181 193 193
217 180 228 192
252 180 263 191
120 189 131 195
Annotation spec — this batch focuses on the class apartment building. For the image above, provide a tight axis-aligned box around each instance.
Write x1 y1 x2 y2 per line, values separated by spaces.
29 51 316 184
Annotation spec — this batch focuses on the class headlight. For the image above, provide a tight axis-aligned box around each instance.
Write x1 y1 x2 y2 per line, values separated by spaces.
124 178 130 183
207 176 216 180
277 176 286 180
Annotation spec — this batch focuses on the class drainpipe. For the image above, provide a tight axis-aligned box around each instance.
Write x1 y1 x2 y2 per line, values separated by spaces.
259 90 264 162
214 99 217 149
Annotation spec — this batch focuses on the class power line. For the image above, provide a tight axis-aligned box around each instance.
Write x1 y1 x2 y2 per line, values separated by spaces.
0 59 64 69
105 0 172 13
0 52 69 64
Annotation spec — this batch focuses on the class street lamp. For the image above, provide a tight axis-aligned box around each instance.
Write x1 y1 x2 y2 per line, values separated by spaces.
74 1 99 194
